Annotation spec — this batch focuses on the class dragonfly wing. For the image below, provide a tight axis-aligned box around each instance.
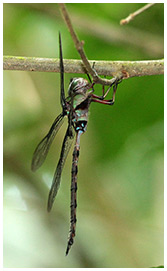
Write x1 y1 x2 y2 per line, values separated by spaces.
31 112 65 172
59 32 66 111
47 125 74 212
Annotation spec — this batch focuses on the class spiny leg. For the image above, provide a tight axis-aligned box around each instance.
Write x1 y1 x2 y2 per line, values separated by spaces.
90 64 112 100
109 76 123 104
92 84 112 101
91 76 123 105
91 84 115 105
91 63 123 101
66 130 83 256
85 62 98 92
91 62 110 98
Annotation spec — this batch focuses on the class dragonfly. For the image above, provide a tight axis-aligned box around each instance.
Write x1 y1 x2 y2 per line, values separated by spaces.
31 33 121 255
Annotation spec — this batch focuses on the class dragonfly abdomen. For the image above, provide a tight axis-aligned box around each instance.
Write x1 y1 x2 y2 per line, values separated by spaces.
74 121 87 134
66 130 82 255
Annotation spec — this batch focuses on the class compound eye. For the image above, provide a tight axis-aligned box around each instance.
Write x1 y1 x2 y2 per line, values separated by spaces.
68 78 75 92
68 78 89 96
68 78 78 95
71 80 78 90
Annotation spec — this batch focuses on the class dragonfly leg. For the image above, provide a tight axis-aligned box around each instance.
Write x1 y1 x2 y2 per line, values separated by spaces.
86 62 99 93
110 75 123 103
86 62 98 92
91 64 112 99
91 85 115 105
66 130 83 256
86 72 92 84
91 98 115 105
101 76 113 99
91 76 122 105
91 84 112 100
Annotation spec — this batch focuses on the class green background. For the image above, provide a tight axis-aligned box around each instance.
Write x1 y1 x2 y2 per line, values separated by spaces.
3 3 164 268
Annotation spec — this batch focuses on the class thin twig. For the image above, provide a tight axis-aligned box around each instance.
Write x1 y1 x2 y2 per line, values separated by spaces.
3 56 164 82
58 3 122 86
120 3 156 25
17 3 163 56
58 4 97 78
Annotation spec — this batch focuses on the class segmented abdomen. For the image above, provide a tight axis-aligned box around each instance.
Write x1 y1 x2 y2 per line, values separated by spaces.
66 130 82 255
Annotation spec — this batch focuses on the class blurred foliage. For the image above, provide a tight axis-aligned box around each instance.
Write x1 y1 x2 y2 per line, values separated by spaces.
3 3 164 268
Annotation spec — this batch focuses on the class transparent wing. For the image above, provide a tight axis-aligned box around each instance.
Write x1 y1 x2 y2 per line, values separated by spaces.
59 32 66 110
47 125 74 212
31 113 64 172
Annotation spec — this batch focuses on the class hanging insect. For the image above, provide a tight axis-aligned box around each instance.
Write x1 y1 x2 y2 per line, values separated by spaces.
31 33 121 255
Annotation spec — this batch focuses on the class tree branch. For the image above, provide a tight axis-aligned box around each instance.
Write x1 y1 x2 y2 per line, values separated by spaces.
17 3 163 56
3 56 164 82
120 3 156 25
58 3 124 86
58 4 98 80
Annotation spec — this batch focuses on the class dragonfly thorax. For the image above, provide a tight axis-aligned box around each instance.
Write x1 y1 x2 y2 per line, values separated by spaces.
72 97 91 133
68 78 90 96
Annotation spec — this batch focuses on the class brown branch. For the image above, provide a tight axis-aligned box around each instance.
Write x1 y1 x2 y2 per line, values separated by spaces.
58 4 97 78
3 56 164 81
17 3 163 56
120 3 156 25
58 3 123 86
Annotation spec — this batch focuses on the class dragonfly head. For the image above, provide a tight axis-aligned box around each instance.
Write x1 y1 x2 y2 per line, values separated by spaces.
68 78 90 96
